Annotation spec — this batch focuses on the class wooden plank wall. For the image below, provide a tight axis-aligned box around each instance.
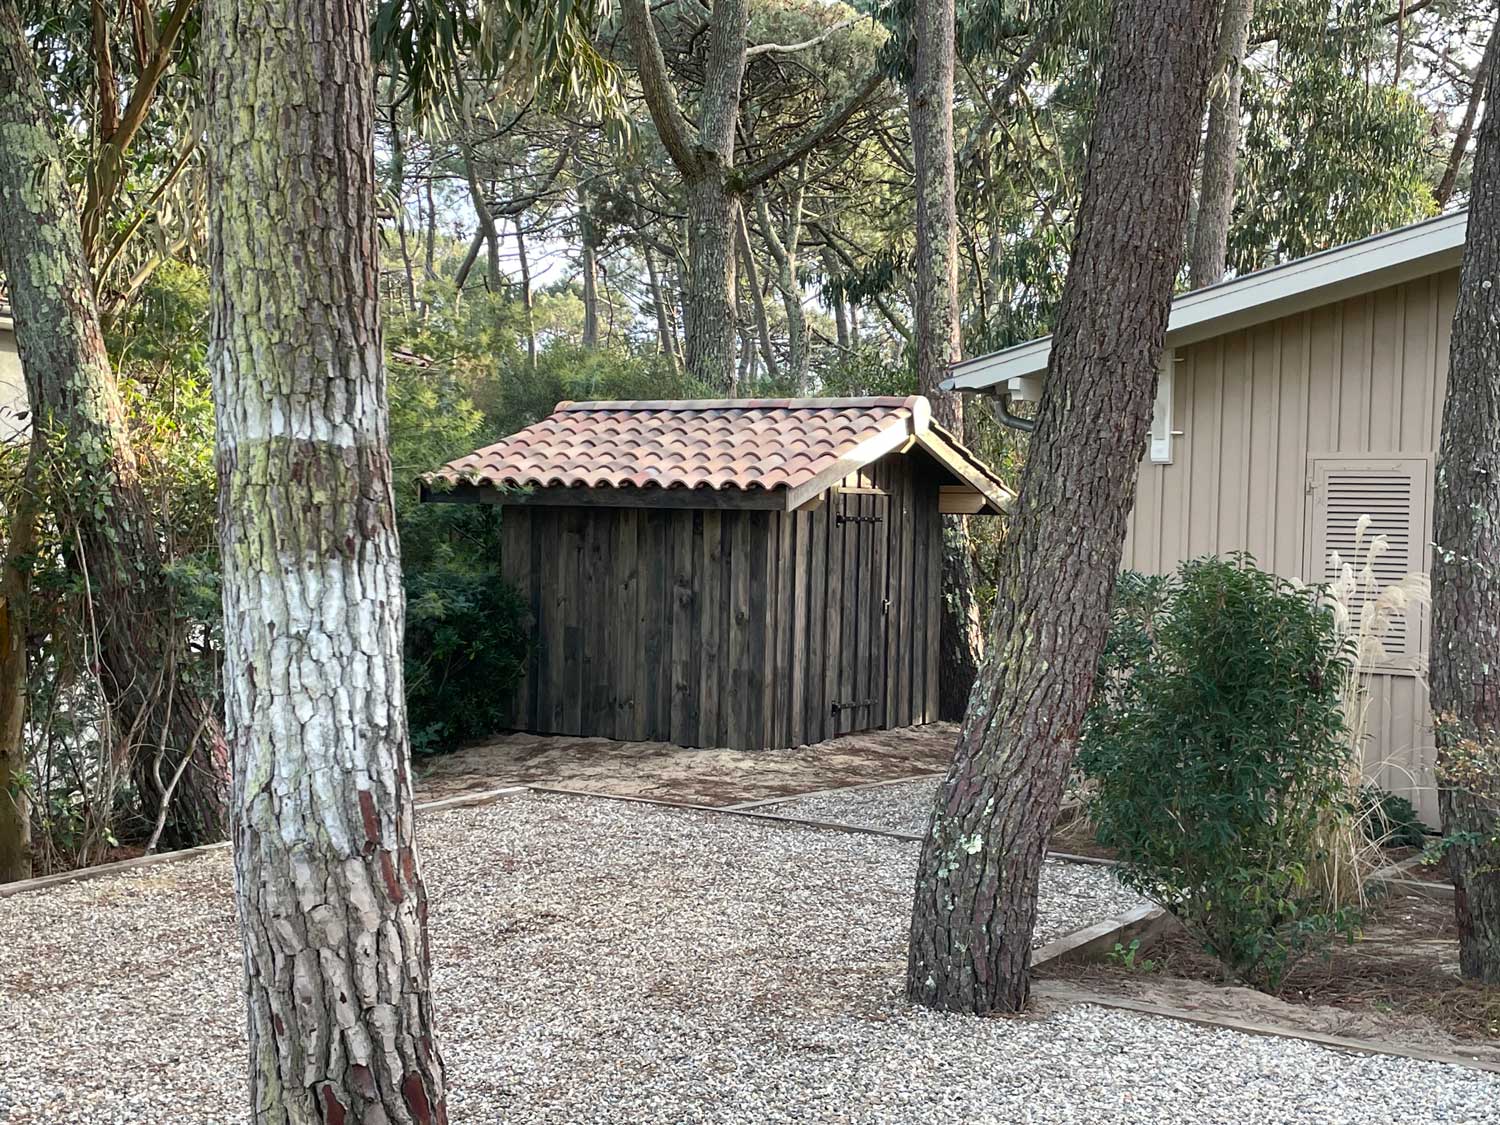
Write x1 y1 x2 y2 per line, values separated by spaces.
499 451 945 750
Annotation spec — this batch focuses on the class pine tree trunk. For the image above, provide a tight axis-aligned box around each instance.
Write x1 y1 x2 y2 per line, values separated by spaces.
827 249 852 350
907 0 983 719
643 243 678 373
906 0 1221 1015
581 196 600 349
514 218 537 370
423 176 438 285
1189 0 1253 289
1431 30 1500 986
684 171 739 389
461 151 501 293
204 0 447 1116
755 184 808 393
0 0 228 851
736 211 782 381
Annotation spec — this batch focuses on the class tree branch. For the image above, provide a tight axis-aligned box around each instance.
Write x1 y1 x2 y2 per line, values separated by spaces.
620 0 701 175
80 0 197 264
696 0 749 160
745 17 855 60
741 65 884 189
1249 0 1436 48
956 23 1057 169
813 222 912 343
1437 22 1499 208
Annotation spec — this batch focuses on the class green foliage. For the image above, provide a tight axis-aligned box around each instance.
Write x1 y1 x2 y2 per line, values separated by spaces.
1105 937 1157 973
1080 556 1361 991
1354 784 1428 849
1231 4 1437 274
372 0 626 124
817 344 917 398
493 343 710 428
404 567 531 755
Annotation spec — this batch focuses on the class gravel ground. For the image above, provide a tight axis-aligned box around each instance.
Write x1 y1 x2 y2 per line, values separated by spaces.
4 793 1497 1124
760 776 943 835
758 777 1148 940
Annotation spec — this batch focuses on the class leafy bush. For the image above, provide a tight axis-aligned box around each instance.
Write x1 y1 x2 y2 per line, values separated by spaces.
1079 555 1360 991
1356 785 1428 850
404 567 530 756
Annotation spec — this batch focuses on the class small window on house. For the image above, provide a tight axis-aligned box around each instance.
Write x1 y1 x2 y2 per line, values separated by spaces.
1308 457 1429 666
1149 351 1174 464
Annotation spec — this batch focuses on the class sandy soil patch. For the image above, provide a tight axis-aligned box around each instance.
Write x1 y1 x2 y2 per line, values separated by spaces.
413 723 955 805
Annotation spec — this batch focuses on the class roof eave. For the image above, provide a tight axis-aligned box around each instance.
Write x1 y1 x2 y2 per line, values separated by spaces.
944 209 1468 393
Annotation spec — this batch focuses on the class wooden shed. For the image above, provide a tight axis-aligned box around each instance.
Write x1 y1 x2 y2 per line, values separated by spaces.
422 396 1012 751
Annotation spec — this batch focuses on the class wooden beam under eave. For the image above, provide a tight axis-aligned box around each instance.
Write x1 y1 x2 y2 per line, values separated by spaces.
420 481 786 511
938 486 987 515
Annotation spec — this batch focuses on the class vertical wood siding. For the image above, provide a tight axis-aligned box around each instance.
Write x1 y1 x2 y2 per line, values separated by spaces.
1124 269 1458 822
498 451 946 751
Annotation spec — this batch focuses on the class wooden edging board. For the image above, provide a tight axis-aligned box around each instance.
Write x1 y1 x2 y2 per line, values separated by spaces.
1030 904 1171 970
528 785 1137 871
1035 981 1500 1075
723 771 945 810
0 784 531 900
529 785 929 844
1367 853 1456 903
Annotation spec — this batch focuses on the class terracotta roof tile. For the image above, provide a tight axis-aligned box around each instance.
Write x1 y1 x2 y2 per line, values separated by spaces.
425 396 932 495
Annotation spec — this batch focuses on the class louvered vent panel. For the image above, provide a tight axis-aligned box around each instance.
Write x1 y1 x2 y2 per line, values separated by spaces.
1312 461 1426 659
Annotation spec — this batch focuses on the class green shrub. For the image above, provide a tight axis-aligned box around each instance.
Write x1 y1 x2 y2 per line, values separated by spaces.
1356 785 1429 850
404 568 530 755
1079 555 1360 991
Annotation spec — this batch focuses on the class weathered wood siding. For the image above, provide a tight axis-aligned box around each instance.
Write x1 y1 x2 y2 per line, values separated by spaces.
499 451 945 750
1124 269 1457 822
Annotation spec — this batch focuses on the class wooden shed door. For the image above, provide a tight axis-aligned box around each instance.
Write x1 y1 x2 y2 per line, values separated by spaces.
829 490 889 736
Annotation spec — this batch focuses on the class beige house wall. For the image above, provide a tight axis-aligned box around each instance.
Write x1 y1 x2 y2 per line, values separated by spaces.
0 325 25 442
1122 268 1459 823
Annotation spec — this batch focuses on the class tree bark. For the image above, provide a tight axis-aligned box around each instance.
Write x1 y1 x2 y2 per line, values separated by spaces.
1189 0 1254 289
204 0 447 1115
906 0 1221 1015
423 174 438 285
754 176 809 392
462 149 502 293
514 216 537 370
643 242 678 373
1436 28 1498 209
683 170 739 388
0 0 228 851
581 194 601 349
826 248 851 350
907 0 984 720
1431 13 1500 987
735 212 782 380
453 230 484 293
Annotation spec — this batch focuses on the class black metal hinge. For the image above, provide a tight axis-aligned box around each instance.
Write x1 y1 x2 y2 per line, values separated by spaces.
835 514 884 525
831 698 876 714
